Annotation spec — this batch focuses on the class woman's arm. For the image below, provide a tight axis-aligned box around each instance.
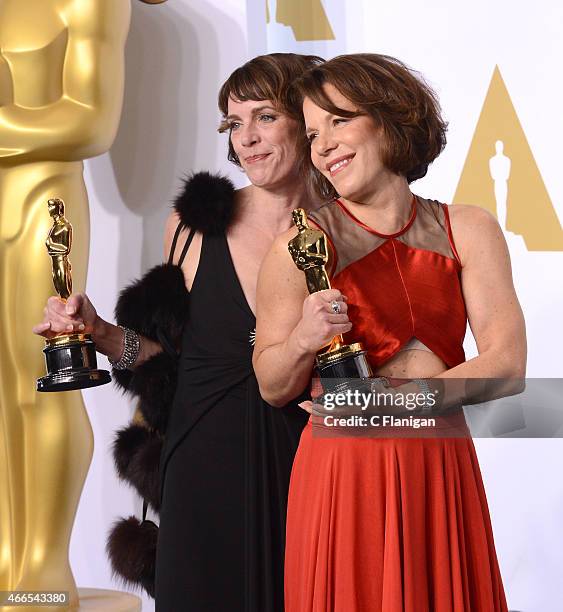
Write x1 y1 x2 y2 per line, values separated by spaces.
439 205 526 380
32 211 188 367
253 229 352 407
418 205 527 411
32 292 163 366
30 292 99 345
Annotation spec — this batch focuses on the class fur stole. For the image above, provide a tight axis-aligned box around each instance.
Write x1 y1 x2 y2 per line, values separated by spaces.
106 172 236 597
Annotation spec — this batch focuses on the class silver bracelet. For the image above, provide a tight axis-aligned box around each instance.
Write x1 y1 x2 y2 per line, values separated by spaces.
109 326 140 370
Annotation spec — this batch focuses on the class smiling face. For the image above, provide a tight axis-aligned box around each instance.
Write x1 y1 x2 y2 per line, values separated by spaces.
303 83 393 204
226 97 302 190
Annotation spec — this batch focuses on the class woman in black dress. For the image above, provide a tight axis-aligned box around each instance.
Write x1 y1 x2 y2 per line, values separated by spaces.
33 53 322 611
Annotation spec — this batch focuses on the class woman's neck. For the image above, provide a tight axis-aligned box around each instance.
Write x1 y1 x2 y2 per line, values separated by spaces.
236 182 317 237
339 173 413 235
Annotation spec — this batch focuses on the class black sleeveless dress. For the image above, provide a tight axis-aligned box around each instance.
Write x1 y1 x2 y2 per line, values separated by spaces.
154 229 309 611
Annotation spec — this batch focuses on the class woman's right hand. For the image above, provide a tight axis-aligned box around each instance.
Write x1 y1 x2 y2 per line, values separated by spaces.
32 293 99 339
294 289 352 354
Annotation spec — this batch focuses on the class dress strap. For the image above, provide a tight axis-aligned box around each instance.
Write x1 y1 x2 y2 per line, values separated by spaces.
177 228 196 267
167 221 196 266
335 194 417 238
442 204 462 267
167 221 183 264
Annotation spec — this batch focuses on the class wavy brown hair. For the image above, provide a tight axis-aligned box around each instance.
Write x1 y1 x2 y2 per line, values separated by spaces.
295 53 448 200
218 53 324 168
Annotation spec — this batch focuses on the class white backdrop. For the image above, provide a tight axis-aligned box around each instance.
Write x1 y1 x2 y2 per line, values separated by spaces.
72 2 563 610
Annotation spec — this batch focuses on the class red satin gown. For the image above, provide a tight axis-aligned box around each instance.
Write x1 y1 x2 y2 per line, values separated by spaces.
284 197 508 612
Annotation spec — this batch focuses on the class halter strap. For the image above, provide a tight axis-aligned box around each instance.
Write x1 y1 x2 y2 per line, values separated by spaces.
178 228 196 267
335 195 417 238
442 204 462 267
168 221 196 267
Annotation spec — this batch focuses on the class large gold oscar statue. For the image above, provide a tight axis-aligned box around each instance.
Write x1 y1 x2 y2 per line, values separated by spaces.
0 1 165 609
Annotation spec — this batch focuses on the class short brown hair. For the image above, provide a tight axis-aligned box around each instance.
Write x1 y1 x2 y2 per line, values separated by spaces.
218 53 324 167
296 53 447 199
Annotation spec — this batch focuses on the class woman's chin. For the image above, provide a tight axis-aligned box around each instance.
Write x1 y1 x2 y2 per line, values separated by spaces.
327 175 361 201
248 172 297 191
245 171 268 187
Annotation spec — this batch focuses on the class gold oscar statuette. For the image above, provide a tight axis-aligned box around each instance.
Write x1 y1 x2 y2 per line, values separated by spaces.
36 198 111 392
288 208 373 383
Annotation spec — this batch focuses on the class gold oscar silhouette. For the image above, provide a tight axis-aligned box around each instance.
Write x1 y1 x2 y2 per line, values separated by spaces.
0 1 166 609
454 66 563 251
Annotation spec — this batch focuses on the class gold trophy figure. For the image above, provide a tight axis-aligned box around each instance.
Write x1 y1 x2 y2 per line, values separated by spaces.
288 208 331 294
0 1 165 608
37 199 111 393
288 209 372 382
46 198 73 299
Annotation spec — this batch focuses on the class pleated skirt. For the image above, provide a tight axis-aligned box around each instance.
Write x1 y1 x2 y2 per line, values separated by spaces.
285 415 508 612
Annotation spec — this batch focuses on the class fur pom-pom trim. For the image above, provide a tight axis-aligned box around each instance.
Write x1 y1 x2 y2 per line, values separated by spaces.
113 424 163 512
106 516 158 598
113 352 178 431
115 263 188 344
112 367 133 392
173 171 236 235
130 352 178 432
113 424 151 478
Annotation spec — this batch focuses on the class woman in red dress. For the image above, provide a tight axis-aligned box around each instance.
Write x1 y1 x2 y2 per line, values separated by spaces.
253 54 526 611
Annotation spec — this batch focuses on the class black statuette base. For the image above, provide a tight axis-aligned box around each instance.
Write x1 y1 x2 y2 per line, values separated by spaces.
37 335 111 393
316 350 372 394
317 350 372 378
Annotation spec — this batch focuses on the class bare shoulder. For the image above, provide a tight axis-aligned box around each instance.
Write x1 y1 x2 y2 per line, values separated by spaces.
162 211 204 290
164 209 181 232
447 204 505 266
448 203 497 228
